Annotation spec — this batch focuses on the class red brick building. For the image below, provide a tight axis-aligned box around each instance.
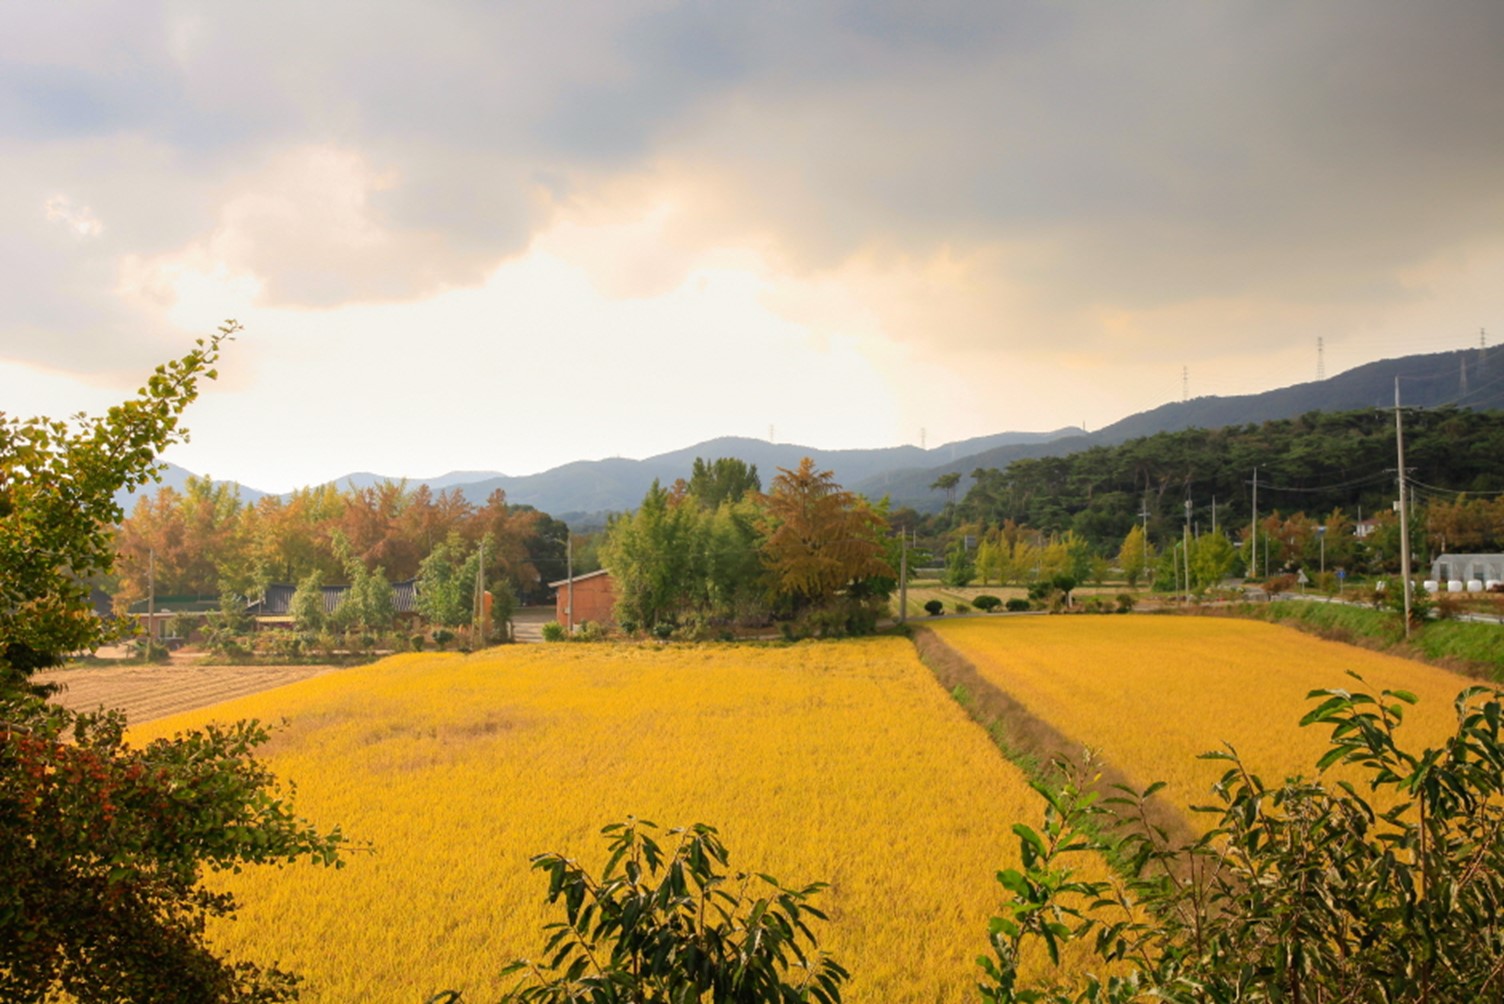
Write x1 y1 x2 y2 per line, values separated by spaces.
549 569 616 630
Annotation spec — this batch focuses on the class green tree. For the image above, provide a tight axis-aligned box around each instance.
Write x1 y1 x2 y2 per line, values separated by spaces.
600 481 699 631
337 561 395 634
930 471 962 509
0 324 347 1001
1 325 235 693
686 456 761 508
1115 524 1153 588
416 533 472 628
430 818 846 1004
699 498 765 624
202 590 253 659
980 680 1504 1003
288 570 326 632
1188 532 1236 591
943 537 975 587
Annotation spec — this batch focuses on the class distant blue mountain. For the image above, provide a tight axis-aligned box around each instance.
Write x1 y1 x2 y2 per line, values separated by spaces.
112 463 268 516
135 346 1504 525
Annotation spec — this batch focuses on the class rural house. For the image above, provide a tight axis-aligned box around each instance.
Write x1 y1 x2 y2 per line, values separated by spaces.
246 578 420 628
549 569 615 630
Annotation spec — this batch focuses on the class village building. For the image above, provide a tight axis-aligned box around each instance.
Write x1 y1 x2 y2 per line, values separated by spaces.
548 569 615 630
245 578 420 628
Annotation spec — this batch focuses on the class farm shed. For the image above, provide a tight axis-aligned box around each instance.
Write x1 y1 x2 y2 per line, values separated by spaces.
548 569 615 630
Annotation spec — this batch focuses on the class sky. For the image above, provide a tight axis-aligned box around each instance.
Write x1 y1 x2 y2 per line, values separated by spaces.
3 1 1502 494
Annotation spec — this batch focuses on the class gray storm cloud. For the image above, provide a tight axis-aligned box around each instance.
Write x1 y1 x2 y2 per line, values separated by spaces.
2 0 1501 372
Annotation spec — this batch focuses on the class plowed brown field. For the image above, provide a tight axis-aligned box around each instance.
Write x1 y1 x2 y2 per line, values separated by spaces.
35 659 336 723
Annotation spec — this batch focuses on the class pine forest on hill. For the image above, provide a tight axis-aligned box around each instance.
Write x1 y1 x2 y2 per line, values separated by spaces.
927 406 1504 559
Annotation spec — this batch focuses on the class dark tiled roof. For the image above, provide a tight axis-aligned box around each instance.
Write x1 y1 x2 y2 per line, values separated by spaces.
248 579 418 617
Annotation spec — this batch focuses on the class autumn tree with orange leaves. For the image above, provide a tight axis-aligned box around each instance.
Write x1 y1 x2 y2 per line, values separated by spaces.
758 458 895 633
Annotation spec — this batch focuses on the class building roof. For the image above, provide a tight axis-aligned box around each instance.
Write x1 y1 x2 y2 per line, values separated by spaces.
246 578 419 617
547 568 613 588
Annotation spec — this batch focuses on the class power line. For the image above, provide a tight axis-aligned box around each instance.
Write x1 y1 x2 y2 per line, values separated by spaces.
1255 470 1395 495
1407 479 1504 500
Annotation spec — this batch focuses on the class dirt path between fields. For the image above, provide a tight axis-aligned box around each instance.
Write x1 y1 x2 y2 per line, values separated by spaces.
910 625 1199 854
34 659 339 725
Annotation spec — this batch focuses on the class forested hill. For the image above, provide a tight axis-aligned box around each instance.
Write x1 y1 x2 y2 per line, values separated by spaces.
1092 346 1504 443
123 346 1503 524
857 346 1504 509
952 406 1504 552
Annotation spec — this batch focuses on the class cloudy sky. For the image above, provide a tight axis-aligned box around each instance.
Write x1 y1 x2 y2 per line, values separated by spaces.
3 2 1502 492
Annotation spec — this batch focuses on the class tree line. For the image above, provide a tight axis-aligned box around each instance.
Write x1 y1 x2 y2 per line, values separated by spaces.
111 476 577 612
909 407 1504 585
600 456 897 637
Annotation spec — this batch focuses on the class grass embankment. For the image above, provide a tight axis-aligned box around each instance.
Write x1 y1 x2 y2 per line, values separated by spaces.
1240 600 1504 681
131 639 1107 1003
927 616 1473 830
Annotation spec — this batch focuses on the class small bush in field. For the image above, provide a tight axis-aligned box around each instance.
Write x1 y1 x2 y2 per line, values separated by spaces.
973 595 1003 613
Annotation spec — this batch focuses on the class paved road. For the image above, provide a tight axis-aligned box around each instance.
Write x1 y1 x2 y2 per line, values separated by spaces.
510 605 555 642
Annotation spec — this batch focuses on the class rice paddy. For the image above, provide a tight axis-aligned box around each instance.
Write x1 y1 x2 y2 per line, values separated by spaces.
928 615 1475 823
130 639 1089 1002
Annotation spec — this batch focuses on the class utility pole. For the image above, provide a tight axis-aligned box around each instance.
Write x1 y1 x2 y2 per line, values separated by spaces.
1395 378 1413 638
566 534 575 634
145 547 156 660
472 537 486 644
1184 497 1193 601
898 531 909 624
1249 467 1258 580
1139 495 1151 574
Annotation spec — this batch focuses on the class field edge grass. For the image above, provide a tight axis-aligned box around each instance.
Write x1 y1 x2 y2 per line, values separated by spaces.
908 625 1198 854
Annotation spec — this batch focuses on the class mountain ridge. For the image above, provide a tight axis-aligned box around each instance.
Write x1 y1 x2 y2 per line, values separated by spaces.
119 347 1503 522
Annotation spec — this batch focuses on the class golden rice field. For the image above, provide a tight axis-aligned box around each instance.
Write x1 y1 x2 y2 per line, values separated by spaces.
930 615 1477 823
131 639 1096 1002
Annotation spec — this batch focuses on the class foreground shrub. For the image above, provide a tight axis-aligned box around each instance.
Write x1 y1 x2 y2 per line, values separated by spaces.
0 697 345 1003
430 818 847 1004
924 600 945 617
540 622 566 643
981 679 1504 1003
1005 598 1031 613
973 595 1003 613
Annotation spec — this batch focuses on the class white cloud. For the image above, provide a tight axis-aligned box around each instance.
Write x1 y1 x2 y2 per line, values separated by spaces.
3 1 1503 485
43 195 103 237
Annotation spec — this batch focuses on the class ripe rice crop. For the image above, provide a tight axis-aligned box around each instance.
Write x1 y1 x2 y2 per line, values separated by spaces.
930 616 1473 824
131 639 1095 1002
